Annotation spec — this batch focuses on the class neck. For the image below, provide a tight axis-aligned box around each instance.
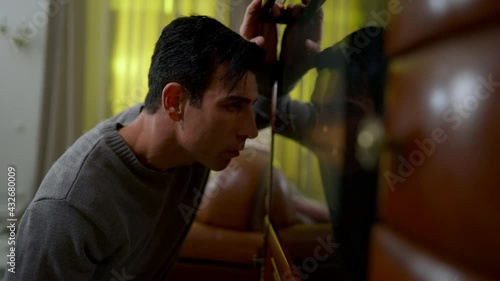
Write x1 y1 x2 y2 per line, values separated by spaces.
118 111 193 171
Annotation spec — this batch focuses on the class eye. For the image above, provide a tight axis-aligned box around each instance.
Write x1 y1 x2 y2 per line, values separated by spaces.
229 102 243 111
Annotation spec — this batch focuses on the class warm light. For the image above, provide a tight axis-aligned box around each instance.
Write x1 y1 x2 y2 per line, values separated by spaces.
357 131 374 149
430 87 448 113
449 71 478 105
428 0 472 15
410 258 462 281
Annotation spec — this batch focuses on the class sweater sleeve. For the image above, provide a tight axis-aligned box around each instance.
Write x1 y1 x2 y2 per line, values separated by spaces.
253 95 317 147
4 199 109 281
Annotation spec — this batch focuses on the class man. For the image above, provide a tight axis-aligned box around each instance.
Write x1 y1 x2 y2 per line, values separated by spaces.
7 16 267 281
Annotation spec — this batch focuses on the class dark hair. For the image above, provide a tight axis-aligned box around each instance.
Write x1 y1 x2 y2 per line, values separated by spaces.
316 26 387 115
145 16 265 113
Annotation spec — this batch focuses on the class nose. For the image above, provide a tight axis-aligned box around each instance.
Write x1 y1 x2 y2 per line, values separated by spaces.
240 111 259 139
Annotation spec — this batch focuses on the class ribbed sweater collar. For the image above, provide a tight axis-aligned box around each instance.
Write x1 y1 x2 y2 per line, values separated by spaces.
100 121 176 186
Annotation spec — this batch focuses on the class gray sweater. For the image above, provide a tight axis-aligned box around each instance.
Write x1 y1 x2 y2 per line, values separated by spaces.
5 104 209 281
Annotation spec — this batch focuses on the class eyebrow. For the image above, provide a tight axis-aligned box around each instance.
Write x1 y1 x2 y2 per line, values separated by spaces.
222 95 258 105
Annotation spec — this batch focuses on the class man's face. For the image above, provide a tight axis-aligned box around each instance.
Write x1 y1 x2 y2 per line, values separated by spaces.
179 68 259 171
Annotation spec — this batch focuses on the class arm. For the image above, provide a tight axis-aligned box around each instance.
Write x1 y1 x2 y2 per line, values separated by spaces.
243 0 323 144
272 0 323 144
240 0 280 99
5 200 109 281
279 0 323 96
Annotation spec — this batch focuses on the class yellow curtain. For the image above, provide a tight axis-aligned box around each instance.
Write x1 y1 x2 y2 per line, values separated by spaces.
272 0 369 202
84 0 230 131
108 0 229 115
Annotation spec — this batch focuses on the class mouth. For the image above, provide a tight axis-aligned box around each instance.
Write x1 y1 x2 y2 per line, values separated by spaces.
238 142 246 151
225 150 240 158
223 142 245 159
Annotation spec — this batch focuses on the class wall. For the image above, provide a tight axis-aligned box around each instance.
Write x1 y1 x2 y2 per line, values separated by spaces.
0 0 48 277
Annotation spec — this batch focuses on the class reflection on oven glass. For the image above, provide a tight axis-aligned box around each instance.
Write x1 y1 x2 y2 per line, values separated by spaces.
270 23 387 281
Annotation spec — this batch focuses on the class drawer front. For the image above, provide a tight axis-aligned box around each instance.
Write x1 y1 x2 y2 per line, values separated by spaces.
368 225 494 281
385 0 500 56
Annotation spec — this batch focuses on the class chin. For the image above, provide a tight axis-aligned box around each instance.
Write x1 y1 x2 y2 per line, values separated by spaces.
209 163 230 172
205 158 232 171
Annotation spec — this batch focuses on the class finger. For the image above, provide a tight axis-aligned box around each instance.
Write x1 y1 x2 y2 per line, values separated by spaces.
315 6 324 22
275 0 285 9
240 0 263 36
310 7 323 42
262 0 274 10
271 4 282 18
301 0 323 23
290 4 305 19
249 36 265 47
243 0 263 22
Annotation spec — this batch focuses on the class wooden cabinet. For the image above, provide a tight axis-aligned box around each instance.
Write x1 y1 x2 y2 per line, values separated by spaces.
368 0 500 280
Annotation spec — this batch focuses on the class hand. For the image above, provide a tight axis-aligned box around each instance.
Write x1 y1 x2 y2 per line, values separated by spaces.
279 0 323 95
240 0 282 64
240 0 283 97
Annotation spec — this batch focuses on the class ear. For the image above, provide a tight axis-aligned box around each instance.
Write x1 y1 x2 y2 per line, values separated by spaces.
161 82 186 121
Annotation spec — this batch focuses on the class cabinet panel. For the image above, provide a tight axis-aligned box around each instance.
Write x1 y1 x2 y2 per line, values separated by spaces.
385 0 500 56
380 26 500 276
368 225 494 281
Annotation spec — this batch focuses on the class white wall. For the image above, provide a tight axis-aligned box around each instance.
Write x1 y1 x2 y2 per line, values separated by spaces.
0 0 48 227
0 0 49 277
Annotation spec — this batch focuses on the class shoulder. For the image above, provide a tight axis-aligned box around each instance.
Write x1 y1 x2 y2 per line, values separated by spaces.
20 199 116 250
16 199 119 269
24 199 98 232
106 103 144 125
